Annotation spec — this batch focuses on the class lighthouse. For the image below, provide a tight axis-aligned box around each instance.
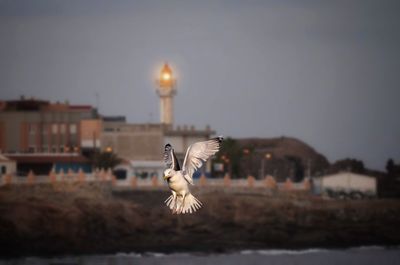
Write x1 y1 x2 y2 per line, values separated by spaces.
156 63 177 126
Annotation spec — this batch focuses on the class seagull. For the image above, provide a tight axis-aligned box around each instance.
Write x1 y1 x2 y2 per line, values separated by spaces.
163 136 223 214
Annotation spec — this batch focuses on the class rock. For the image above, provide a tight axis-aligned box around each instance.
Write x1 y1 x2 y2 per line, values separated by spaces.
0 184 400 257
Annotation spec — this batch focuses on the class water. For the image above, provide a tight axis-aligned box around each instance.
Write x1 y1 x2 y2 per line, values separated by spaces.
1 246 399 265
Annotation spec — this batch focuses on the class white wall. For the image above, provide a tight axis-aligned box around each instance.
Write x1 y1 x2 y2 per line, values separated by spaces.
321 172 376 194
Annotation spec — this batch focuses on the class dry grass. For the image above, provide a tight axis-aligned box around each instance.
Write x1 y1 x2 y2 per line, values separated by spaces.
0 182 113 205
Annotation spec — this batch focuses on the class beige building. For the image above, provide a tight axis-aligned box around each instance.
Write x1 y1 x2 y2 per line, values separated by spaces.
101 123 164 161
0 97 99 174
0 97 216 177
0 154 16 176
0 97 98 154
102 120 214 180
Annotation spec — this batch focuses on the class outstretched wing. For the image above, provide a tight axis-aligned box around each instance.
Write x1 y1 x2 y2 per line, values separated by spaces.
182 136 223 185
164 144 180 170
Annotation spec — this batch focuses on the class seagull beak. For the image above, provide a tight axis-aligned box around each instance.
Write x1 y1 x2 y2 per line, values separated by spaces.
163 175 169 180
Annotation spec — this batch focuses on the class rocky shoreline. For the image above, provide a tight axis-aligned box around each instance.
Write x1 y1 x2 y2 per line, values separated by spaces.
0 183 399 258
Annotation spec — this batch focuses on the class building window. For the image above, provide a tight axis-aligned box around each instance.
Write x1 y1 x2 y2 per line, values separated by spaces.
59 145 65 153
1 166 6 174
42 124 48 135
60 124 66 134
42 145 49 153
52 124 58 134
28 146 36 153
28 124 35 134
70 124 77 134
73 146 80 153
51 146 57 153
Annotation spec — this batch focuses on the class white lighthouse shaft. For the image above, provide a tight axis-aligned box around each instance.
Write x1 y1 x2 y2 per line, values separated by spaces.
160 95 173 125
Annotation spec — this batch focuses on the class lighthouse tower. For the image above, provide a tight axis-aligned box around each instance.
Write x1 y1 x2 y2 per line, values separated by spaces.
156 63 176 126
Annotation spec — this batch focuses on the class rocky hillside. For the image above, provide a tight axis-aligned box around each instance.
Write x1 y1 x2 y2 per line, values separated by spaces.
236 137 330 181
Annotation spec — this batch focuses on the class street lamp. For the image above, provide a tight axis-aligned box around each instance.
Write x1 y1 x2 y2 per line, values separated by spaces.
242 148 251 176
225 158 232 177
220 154 232 177
260 153 272 179
65 144 79 172
105 146 113 153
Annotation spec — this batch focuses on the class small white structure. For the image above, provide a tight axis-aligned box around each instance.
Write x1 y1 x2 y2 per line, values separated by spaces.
0 154 16 177
113 160 165 186
315 172 377 198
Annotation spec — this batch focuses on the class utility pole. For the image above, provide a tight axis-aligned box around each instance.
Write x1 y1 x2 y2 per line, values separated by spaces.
307 159 311 178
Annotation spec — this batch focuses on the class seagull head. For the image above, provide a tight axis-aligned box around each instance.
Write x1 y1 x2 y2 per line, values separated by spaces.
163 169 174 180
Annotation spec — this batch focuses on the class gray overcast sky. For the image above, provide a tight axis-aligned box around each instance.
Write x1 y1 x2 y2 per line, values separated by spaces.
0 0 399 170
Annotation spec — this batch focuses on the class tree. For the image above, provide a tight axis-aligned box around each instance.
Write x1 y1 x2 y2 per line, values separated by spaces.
386 158 395 175
214 137 243 178
91 151 122 170
329 158 365 174
285 155 305 182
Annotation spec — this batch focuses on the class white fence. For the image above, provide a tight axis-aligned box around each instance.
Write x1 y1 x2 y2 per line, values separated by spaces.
0 172 312 192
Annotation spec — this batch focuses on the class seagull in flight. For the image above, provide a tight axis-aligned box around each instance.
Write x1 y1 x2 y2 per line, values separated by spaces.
163 136 223 214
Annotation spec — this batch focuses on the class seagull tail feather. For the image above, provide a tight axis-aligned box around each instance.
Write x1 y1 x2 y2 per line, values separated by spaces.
165 195 175 210
180 193 202 214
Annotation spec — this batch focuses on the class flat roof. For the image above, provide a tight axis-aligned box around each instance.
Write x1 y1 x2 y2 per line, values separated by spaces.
5 153 89 163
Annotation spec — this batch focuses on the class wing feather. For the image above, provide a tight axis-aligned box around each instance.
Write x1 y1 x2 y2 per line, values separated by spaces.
164 144 180 170
182 136 223 185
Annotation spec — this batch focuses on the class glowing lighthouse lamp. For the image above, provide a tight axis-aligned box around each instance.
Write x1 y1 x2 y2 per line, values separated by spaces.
156 63 177 126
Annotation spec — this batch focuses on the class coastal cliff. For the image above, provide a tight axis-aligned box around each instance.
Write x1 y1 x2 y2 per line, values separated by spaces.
0 183 399 258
